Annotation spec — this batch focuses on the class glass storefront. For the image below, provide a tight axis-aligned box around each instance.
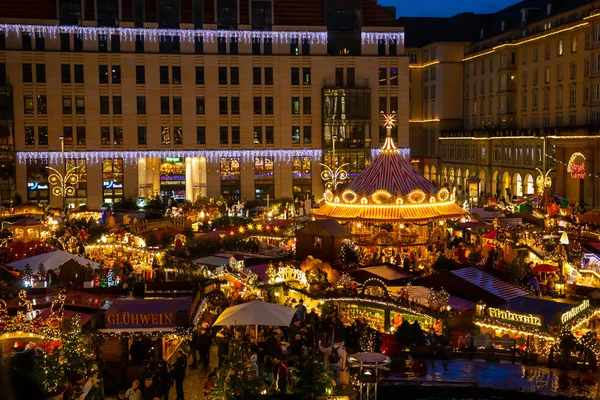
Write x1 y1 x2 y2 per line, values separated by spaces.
27 160 49 203
160 157 186 200
220 157 240 202
102 158 124 204
292 156 312 198
66 159 88 208
255 156 274 199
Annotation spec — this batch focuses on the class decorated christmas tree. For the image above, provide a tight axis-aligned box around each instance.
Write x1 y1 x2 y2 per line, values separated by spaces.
210 342 262 399
31 348 65 395
37 262 46 280
22 263 33 282
61 314 94 378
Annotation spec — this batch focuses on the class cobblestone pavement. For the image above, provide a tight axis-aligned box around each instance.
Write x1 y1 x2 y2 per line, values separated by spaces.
167 345 219 400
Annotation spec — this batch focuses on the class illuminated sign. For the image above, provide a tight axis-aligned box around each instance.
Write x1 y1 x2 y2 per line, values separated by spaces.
28 182 48 190
488 308 542 326
567 152 586 179
104 181 123 189
561 299 590 325
165 156 181 163
106 312 174 326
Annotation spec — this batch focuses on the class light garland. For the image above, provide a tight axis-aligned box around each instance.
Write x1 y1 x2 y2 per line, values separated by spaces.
328 296 435 321
0 23 328 44
0 24 406 45
361 32 405 45
18 149 322 164
47 165 81 197
372 147 411 160
474 317 555 341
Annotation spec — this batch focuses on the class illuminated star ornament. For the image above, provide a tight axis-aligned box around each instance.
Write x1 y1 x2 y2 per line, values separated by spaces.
47 165 81 197
381 111 397 129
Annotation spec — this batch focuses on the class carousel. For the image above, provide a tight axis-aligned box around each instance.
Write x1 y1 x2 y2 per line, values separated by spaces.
314 113 467 259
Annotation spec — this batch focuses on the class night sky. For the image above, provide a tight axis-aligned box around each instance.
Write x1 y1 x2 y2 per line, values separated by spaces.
383 0 521 18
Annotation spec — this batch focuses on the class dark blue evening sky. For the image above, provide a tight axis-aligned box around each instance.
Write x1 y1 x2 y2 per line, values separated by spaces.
383 0 521 18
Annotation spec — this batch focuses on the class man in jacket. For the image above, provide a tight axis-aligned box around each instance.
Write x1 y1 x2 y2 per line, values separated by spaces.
171 350 187 400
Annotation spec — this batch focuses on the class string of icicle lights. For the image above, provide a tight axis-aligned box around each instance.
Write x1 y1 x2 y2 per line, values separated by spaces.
0 24 404 45
17 148 410 164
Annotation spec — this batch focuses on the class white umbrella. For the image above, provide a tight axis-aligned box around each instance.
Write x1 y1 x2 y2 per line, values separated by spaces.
213 300 296 342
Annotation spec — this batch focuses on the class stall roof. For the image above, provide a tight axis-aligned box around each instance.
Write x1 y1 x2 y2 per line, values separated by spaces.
389 286 476 311
38 309 92 326
8 250 102 271
298 219 351 237
5 289 118 312
452 267 530 301
499 296 578 326
192 255 230 267
348 264 414 285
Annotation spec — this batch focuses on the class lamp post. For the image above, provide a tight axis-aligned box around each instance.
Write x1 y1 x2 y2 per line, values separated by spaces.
320 133 348 192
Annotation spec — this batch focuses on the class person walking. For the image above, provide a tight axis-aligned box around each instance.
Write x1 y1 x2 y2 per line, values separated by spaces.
171 349 187 400
125 380 142 400
198 326 212 373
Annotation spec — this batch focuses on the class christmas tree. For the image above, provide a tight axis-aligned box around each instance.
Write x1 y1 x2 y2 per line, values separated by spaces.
210 341 262 399
60 314 93 378
22 263 33 282
31 348 65 394
37 262 46 280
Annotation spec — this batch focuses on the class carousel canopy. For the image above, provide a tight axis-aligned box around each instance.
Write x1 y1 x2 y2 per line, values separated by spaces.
314 134 467 223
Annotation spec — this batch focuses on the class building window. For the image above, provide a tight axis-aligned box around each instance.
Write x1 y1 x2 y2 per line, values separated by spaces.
61 64 71 83
160 66 169 84
100 96 110 114
303 97 312 114
22 64 32 83
112 65 121 84
34 34 45 50
252 0 272 29
173 97 182 115
292 126 300 144
74 64 84 83
113 96 122 114
217 0 238 28
75 96 85 114
390 68 398 85
253 67 261 85
232 126 240 145
230 67 239 85
220 127 228 144
111 35 120 52
37 95 47 114
99 65 109 83
291 97 300 114
220 157 240 201
230 38 238 55
291 68 300 85
231 97 240 115
196 97 205 114
173 126 183 145
195 36 204 54
77 126 86 145
31 62 47 83
137 96 146 114
570 63 577 79
22 33 32 50
62 96 72 114
572 36 578 53
63 127 73 145
138 126 147 145
219 67 227 85
265 67 273 85
254 97 262 115
102 158 124 204
38 127 48 146
172 66 181 84
161 126 171 145
25 126 35 146
558 39 563 56
265 97 274 114
303 68 311 85
303 126 312 144
379 68 386 85
292 156 312 198
161 96 170 114
252 38 261 55
196 126 206 145
196 66 205 84
266 127 274 144
254 156 274 199
135 35 144 52
101 127 110 145
113 127 123 145
557 64 563 82
290 40 299 56
254 126 262 144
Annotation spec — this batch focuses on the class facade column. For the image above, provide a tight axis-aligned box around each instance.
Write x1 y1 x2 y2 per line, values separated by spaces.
150 158 160 197
312 161 323 199
240 161 255 201
88 161 103 207
123 162 138 199
185 157 193 201
194 156 207 199
48 159 63 208
16 163 27 204
138 157 147 198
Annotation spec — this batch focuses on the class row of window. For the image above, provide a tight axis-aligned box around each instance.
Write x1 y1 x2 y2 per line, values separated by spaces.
23 124 311 147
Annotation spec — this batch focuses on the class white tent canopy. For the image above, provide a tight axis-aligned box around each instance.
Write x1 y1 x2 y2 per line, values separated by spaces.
213 300 295 327
8 250 102 271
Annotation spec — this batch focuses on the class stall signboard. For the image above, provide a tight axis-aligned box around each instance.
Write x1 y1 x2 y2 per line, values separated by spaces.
488 308 542 326
106 312 174 326
568 152 586 179
28 181 48 190
104 180 123 189
560 299 590 325
165 156 181 163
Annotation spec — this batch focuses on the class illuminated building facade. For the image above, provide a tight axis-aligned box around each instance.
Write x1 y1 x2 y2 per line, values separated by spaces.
0 0 409 208
404 1 600 207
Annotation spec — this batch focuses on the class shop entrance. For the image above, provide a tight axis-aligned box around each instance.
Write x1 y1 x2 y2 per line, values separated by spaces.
160 157 186 201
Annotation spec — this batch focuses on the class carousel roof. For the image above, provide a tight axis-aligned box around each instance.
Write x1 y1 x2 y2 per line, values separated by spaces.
314 134 467 223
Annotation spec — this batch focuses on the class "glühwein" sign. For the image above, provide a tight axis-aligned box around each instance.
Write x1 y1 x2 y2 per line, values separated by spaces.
488 308 542 326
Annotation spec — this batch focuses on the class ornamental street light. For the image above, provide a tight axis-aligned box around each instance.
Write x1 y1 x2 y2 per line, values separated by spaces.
47 136 80 209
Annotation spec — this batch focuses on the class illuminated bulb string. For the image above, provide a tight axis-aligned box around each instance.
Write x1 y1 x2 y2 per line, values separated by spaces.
545 153 600 179
0 24 405 45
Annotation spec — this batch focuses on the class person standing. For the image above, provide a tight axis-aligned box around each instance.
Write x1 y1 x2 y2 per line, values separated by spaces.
198 327 212 373
188 328 200 369
125 380 142 400
156 361 171 400
294 299 307 323
171 349 187 400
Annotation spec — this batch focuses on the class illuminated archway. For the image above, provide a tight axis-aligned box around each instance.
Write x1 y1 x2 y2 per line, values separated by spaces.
492 170 499 195
513 173 523 197
448 168 455 186
423 165 430 181
502 172 511 196
525 174 534 195
430 165 437 185
442 167 448 185
456 169 463 191
479 170 486 193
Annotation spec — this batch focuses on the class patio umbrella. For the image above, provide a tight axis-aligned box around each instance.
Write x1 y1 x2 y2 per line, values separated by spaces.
531 264 559 273
213 300 296 342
